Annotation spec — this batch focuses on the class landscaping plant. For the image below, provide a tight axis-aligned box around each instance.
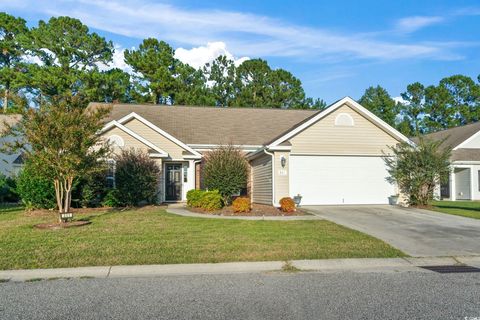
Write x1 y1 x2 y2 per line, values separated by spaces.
202 145 248 205
232 197 251 213
279 197 296 213
114 148 161 206
186 189 204 208
384 138 451 206
0 173 18 203
15 160 56 209
1 96 111 221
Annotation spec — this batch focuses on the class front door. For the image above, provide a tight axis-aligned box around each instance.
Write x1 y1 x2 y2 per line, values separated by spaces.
165 164 182 201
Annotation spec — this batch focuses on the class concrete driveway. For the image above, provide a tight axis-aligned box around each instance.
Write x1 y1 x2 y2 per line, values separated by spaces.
305 205 480 257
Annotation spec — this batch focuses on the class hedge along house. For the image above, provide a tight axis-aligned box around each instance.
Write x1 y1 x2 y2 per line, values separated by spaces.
94 97 411 205
421 122 480 201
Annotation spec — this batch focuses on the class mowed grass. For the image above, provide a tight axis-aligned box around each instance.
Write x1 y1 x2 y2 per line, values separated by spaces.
0 206 404 270
430 200 480 219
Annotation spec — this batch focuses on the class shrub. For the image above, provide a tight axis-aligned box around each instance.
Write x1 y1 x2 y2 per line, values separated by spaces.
384 138 451 206
279 197 296 213
79 167 110 208
102 189 122 207
186 189 204 208
203 145 248 205
114 149 161 206
0 174 19 203
199 190 223 211
232 197 251 213
16 161 56 209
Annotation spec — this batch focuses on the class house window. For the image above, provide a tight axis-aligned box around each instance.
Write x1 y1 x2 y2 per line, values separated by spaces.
183 165 188 183
106 159 116 188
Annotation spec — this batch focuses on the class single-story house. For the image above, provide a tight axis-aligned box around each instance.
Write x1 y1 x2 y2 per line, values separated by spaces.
422 122 480 201
95 97 410 206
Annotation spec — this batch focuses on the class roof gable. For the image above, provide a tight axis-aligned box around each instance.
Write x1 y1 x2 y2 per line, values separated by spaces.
421 121 480 150
267 97 411 148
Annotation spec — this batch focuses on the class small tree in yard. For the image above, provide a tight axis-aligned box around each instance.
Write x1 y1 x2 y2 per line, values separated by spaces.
203 145 248 205
114 148 161 206
1 96 111 222
384 138 451 206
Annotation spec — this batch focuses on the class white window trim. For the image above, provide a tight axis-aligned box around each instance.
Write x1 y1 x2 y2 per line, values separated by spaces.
267 96 412 148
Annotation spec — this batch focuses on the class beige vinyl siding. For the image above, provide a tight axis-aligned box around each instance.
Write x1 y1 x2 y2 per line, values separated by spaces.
289 104 400 155
273 151 289 204
123 118 192 159
251 153 273 205
102 127 151 154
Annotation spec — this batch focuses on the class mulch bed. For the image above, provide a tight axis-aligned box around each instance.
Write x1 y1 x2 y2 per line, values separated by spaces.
34 220 91 230
188 203 309 216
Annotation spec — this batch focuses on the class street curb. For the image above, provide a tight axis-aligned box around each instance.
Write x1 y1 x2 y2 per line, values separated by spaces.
2 256 480 282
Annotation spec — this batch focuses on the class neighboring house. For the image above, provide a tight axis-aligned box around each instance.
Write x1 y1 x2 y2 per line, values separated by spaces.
95 97 410 206
422 122 480 201
0 115 23 177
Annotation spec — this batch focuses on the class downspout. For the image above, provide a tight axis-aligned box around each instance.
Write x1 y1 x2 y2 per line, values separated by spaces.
263 149 276 206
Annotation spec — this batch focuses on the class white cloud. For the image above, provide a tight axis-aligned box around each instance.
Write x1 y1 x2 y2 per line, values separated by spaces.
174 42 249 69
98 44 133 73
3 0 469 62
395 16 445 34
393 96 407 104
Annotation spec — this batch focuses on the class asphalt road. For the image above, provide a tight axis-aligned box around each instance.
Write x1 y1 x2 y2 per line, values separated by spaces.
1 270 479 320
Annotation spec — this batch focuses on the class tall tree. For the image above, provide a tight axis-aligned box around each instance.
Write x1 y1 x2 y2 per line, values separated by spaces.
234 59 272 107
175 62 215 105
83 68 132 103
268 69 306 108
1 96 111 222
124 38 178 104
424 75 480 131
204 55 236 107
398 82 426 136
27 16 113 101
0 13 29 112
358 85 398 127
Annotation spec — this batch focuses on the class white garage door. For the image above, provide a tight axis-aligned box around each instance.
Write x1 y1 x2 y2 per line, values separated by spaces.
290 156 395 205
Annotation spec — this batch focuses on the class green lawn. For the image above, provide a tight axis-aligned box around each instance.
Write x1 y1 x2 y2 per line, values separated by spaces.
0 206 404 270
430 200 480 219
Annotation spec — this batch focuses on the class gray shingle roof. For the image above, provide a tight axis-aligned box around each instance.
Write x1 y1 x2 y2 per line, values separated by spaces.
95 103 318 146
421 121 480 149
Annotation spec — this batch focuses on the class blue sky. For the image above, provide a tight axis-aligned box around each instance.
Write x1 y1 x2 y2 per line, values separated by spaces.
3 0 480 103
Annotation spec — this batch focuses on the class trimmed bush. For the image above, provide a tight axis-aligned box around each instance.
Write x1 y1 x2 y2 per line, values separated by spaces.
279 197 296 213
200 190 223 211
115 149 161 206
203 145 248 205
16 162 56 209
232 197 251 213
186 189 204 208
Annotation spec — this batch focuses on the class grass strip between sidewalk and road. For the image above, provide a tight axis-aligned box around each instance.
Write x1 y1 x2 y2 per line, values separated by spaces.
0 206 405 270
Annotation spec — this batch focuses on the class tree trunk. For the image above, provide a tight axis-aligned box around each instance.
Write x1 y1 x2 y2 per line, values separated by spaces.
3 88 8 113
54 176 74 223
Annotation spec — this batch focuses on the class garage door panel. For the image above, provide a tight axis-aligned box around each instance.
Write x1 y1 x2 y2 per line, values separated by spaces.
290 156 394 205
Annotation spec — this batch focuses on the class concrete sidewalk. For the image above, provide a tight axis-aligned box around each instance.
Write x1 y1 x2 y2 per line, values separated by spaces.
167 204 322 220
1 256 479 282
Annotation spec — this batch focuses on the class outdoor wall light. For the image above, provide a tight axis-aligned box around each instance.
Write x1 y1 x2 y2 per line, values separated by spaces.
280 156 287 168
